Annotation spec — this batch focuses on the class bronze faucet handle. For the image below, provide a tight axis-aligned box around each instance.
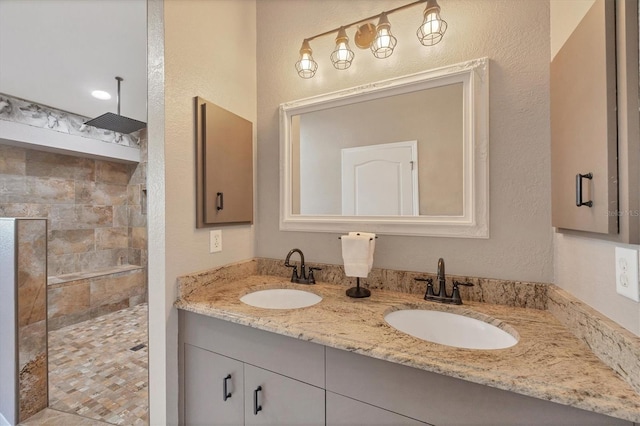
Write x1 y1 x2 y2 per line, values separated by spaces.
415 277 435 299
287 265 299 282
308 267 322 284
451 281 474 305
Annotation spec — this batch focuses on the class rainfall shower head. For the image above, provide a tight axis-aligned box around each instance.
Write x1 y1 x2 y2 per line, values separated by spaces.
85 76 146 134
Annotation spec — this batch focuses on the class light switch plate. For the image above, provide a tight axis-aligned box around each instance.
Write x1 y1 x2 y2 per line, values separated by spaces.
615 247 640 302
210 230 222 253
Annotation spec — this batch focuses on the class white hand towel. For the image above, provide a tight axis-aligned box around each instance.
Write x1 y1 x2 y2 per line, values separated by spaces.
348 232 376 270
342 233 375 278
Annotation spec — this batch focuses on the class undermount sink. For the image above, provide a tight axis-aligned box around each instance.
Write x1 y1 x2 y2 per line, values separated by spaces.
384 309 518 350
240 288 322 309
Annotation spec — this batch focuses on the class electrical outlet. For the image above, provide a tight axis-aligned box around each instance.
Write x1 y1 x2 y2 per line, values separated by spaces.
615 247 640 302
210 230 222 253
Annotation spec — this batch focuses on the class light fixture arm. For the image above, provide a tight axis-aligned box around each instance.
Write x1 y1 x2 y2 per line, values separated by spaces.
304 0 427 43
296 0 446 79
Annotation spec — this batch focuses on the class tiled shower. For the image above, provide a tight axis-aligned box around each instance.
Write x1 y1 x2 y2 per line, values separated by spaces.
0 102 149 423
0 144 147 328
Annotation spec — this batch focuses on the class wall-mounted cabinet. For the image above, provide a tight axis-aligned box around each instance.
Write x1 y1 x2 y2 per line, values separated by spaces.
551 0 640 243
195 97 253 228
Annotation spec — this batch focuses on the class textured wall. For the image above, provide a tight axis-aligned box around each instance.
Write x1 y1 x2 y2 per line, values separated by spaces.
554 235 640 336
256 0 553 282
152 0 257 423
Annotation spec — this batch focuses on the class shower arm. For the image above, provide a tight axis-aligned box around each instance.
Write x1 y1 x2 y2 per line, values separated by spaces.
115 76 123 116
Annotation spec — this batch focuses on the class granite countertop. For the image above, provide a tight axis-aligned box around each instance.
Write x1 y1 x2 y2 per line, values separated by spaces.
175 274 640 423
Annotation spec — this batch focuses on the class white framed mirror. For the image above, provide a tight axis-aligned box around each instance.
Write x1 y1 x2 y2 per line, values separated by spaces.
279 57 489 238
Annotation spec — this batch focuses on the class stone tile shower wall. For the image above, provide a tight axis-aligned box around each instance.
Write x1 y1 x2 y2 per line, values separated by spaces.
0 133 148 329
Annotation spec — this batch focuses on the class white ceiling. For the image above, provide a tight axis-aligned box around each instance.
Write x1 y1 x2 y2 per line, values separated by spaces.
0 0 147 123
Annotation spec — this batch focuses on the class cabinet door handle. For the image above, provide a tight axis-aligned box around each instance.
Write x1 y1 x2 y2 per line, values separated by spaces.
575 173 593 207
253 386 262 415
222 374 231 401
216 192 224 211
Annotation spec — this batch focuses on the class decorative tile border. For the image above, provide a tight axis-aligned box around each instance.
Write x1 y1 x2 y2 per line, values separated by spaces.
0 93 140 147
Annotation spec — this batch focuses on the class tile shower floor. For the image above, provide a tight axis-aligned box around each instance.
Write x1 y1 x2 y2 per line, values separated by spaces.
48 303 148 425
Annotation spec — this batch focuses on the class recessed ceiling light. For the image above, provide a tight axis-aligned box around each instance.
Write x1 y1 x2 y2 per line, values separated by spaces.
91 90 111 100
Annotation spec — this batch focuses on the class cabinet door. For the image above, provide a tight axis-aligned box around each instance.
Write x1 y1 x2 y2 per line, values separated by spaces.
244 364 324 426
550 0 617 234
327 392 429 426
183 344 244 426
195 97 253 227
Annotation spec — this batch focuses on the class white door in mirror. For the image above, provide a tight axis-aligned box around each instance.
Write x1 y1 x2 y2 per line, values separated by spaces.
341 141 419 216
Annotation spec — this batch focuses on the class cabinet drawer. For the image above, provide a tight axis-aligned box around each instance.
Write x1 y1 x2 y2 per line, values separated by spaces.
181 311 325 387
326 348 630 425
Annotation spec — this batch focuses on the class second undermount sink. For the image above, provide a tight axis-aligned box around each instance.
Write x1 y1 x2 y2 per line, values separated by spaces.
240 288 322 309
384 309 518 350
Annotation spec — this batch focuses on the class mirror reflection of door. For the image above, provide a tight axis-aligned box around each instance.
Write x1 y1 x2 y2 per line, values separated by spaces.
341 141 419 216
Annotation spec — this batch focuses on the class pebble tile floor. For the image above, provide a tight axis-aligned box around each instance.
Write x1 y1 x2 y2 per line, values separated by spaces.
46 303 148 425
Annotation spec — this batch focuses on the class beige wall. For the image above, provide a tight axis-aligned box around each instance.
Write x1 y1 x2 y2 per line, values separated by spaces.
256 0 553 282
554 234 640 335
147 0 257 423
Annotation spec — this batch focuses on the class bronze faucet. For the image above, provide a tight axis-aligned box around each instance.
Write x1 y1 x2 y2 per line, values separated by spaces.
415 258 474 305
284 248 320 284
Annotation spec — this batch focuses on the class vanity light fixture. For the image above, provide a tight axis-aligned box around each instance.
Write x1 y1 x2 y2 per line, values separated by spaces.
371 12 397 59
295 39 319 78
417 0 448 46
330 27 355 70
295 0 447 78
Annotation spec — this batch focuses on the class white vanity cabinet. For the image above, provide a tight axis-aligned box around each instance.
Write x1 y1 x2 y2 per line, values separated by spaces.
179 311 632 426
